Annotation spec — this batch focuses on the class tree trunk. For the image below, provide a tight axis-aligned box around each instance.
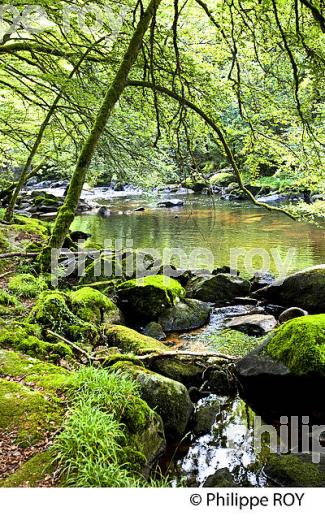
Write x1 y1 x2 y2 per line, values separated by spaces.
43 0 162 266
4 38 106 223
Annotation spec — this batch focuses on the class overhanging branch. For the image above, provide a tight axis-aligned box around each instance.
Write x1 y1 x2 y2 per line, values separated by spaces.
127 79 295 220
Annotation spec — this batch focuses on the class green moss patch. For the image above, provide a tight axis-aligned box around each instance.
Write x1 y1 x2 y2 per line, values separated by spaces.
265 454 325 487
105 325 166 355
0 348 72 396
0 451 55 488
8 274 47 298
265 314 325 375
0 379 63 447
209 329 260 357
0 323 73 361
28 290 99 346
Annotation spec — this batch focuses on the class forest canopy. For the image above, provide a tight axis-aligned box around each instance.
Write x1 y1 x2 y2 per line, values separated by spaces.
0 0 324 195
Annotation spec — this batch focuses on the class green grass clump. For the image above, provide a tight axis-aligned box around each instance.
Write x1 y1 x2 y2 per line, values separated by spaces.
8 274 47 298
265 314 325 375
52 367 149 487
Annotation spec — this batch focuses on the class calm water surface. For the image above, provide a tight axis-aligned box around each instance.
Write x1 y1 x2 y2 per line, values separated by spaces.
72 193 324 276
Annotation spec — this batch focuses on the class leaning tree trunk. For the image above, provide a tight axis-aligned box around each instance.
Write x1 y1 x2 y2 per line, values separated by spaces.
42 0 162 267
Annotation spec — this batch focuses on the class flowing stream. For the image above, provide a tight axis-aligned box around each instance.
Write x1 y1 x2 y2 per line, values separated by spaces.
72 191 324 487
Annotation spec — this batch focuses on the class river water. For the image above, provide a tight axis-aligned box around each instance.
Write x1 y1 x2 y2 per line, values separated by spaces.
73 192 324 487
72 193 324 277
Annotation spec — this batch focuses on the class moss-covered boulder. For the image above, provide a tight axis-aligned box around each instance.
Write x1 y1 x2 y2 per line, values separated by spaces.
70 287 122 326
264 314 325 376
110 362 194 440
186 274 250 304
236 315 325 421
255 265 325 312
265 454 325 487
28 291 99 346
150 357 207 386
104 325 166 355
158 298 211 332
117 275 186 322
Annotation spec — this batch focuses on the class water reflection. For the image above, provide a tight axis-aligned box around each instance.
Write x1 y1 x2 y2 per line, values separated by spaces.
73 194 324 276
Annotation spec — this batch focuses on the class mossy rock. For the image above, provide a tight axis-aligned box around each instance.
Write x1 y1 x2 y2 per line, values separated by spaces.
70 287 122 326
110 362 194 440
186 274 250 304
104 325 166 355
121 395 166 474
28 290 99 346
265 454 325 487
0 451 55 488
150 358 205 386
117 275 186 322
255 265 325 312
0 323 73 361
9 215 49 241
210 171 235 186
0 348 72 395
158 298 211 332
265 314 325 376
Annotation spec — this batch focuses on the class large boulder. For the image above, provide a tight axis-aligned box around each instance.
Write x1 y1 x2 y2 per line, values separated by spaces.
117 275 185 322
110 362 194 440
255 265 325 312
186 274 250 304
158 298 211 332
236 315 325 421
225 313 277 336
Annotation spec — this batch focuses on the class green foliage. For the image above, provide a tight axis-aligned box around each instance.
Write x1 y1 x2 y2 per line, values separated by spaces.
52 367 151 487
